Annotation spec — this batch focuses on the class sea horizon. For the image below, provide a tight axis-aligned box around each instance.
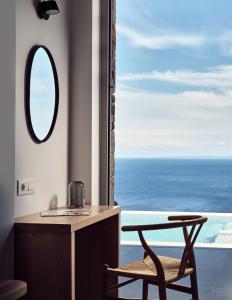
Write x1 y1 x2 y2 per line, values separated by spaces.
115 157 232 213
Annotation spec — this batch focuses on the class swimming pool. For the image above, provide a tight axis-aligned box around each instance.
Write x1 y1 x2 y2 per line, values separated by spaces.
121 211 232 248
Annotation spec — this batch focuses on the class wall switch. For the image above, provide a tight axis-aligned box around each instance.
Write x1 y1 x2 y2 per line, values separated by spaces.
17 178 35 196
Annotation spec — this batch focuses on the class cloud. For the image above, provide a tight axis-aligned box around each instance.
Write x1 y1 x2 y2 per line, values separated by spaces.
117 25 232 59
118 65 232 90
116 88 232 121
115 87 232 157
117 25 206 50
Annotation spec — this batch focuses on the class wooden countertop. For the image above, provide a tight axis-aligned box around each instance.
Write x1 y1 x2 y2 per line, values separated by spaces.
15 205 121 233
0 280 27 300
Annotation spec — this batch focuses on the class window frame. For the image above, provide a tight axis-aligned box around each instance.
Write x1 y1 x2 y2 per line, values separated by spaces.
99 0 113 205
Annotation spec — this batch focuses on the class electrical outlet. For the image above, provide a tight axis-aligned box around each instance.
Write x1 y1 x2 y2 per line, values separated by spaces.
17 178 35 196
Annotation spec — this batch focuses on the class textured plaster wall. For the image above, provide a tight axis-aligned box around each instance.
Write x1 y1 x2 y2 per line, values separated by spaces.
15 0 69 217
69 0 100 205
0 0 16 278
0 0 102 278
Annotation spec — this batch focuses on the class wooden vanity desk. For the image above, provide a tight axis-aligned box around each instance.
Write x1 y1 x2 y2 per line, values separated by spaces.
14 205 120 300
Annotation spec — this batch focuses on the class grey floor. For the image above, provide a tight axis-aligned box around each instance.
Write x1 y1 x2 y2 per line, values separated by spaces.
119 245 232 300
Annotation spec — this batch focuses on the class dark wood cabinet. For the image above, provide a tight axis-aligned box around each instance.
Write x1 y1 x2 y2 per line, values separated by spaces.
14 206 120 300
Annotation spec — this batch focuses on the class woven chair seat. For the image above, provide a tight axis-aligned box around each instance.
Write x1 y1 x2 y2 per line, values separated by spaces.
108 255 194 284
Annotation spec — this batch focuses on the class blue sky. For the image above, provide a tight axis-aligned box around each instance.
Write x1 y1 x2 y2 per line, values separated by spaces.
116 0 232 157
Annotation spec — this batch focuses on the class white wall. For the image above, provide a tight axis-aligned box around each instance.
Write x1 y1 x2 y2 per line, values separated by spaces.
15 0 69 217
0 0 102 277
69 0 100 205
0 0 16 278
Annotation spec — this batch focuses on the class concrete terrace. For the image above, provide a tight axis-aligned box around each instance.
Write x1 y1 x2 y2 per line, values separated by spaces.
119 245 232 300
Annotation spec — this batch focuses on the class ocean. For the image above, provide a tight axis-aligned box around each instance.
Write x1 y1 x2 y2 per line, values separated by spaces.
115 158 232 213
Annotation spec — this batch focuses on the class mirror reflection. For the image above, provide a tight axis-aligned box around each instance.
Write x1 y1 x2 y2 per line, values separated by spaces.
26 46 59 143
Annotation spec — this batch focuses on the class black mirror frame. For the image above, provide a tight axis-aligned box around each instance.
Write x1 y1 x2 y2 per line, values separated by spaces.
25 45 59 144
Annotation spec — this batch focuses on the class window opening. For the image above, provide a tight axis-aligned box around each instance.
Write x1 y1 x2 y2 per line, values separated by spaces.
115 0 232 247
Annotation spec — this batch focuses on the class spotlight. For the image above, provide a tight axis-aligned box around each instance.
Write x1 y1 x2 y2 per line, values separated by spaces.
37 0 60 20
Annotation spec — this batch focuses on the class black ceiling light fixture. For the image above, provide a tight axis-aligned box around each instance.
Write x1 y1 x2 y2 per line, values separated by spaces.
37 0 60 20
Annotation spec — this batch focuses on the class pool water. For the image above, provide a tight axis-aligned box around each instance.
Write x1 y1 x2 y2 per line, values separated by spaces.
121 211 232 246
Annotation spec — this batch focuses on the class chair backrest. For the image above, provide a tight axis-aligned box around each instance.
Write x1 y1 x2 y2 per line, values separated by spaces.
168 215 207 276
122 215 207 279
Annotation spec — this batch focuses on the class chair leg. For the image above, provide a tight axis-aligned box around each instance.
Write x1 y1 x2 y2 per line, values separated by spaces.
142 280 148 300
190 270 199 300
158 283 167 300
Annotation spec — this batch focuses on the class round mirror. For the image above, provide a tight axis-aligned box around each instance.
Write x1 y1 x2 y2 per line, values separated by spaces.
25 45 59 143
